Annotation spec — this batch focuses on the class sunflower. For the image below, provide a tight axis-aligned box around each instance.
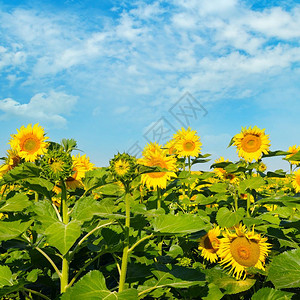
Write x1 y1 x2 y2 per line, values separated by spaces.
9 123 49 162
139 144 177 190
292 169 300 193
213 157 228 178
66 154 95 190
286 145 300 165
110 153 136 182
233 126 270 162
198 226 221 263
218 224 271 280
164 139 178 155
142 142 162 157
173 127 202 158
0 149 21 177
41 150 73 182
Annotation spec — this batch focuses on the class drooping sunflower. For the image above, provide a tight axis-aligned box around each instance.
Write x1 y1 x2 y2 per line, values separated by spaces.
218 224 271 280
66 154 95 189
286 145 300 165
9 123 49 162
198 226 221 263
109 153 136 183
233 126 270 162
139 144 177 190
213 157 228 178
0 149 21 177
173 127 202 158
292 169 300 193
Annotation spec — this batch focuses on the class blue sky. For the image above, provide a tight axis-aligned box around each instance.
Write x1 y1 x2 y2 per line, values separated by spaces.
1 0 300 170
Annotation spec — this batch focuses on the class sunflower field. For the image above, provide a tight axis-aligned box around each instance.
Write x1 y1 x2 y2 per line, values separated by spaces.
0 124 299 300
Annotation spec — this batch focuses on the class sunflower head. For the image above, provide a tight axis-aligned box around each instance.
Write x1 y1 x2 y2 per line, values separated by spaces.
286 145 300 165
198 226 221 263
173 127 202 158
164 139 178 155
9 123 49 162
138 144 177 191
110 153 136 182
292 169 300 193
218 224 271 280
0 149 21 177
66 154 95 190
233 126 270 162
40 149 73 182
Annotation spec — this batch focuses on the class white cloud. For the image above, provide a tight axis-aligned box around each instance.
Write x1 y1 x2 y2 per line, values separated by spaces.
0 91 78 127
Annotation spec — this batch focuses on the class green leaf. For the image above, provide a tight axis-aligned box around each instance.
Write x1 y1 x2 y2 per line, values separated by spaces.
0 193 31 212
239 176 265 193
216 207 245 228
45 220 81 255
152 214 209 234
209 183 228 193
82 168 107 193
262 150 289 158
33 201 59 228
205 267 255 295
0 265 14 288
23 177 54 198
26 269 42 283
251 287 294 300
1 162 41 184
268 249 300 289
0 220 33 241
98 183 124 196
61 270 117 300
286 150 300 162
202 283 223 300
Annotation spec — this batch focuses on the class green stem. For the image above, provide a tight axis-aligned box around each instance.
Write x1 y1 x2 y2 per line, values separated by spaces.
247 193 251 217
128 234 154 254
34 191 39 202
35 247 61 278
234 190 238 211
60 181 69 294
157 187 161 209
68 250 106 288
23 288 51 300
118 190 131 293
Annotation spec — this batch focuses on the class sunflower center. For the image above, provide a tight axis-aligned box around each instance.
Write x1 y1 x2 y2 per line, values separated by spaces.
115 160 130 176
230 237 260 267
296 175 300 187
148 158 167 178
50 160 64 173
22 137 39 153
203 235 219 253
183 141 195 152
241 134 262 153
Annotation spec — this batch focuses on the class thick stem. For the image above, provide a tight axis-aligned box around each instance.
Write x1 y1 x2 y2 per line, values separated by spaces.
118 191 131 293
60 181 69 294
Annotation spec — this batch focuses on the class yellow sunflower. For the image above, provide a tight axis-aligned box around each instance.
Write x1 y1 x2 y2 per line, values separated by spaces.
233 126 270 162
164 139 178 155
286 145 300 165
198 226 221 263
0 149 21 177
218 224 271 280
66 154 95 190
139 144 177 190
292 169 300 193
9 123 49 162
213 157 228 178
142 142 162 157
173 127 202 157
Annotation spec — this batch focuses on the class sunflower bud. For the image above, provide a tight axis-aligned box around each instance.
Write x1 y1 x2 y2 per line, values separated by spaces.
109 153 136 183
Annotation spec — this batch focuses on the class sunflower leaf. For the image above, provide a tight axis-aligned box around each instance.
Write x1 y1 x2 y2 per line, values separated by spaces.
268 248 300 289
216 207 245 228
252 287 294 300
